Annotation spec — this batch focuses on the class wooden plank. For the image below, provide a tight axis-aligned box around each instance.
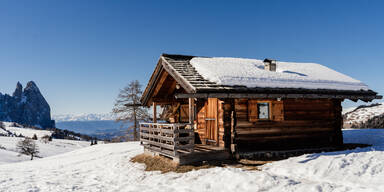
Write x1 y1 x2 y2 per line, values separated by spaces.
248 100 258 122
236 132 333 142
236 127 335 135
152 70 169 98
140 139 175 150
272 100 284 121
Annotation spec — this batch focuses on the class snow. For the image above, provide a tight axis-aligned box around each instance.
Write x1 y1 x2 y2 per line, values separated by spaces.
0 128 7 135
344 103 384 125
0 122 90 165
0 137 90 165
342 106 357 115
1 122 52 137
190 57 369 91
5 126 52 138
0 129 383 191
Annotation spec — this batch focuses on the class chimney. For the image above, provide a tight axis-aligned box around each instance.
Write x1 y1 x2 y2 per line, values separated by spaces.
263 59 276 72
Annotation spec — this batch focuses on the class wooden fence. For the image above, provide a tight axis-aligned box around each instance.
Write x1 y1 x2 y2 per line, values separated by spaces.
139 123 194 157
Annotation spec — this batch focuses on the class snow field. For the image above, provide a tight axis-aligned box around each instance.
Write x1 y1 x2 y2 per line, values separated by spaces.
344 103 384 125
0 136 90 165
0 129 383 191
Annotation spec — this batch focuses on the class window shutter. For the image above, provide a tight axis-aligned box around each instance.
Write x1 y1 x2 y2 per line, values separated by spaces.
248 100 258 122
272 101 284 121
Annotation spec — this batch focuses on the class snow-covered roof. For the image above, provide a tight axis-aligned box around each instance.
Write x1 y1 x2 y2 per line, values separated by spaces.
190 57 368 91
140 54 381 105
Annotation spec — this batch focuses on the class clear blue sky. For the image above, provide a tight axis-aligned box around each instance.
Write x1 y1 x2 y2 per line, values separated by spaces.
0 0 383 115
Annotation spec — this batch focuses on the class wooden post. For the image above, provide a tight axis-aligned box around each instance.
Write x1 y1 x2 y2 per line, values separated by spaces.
188 98 194 125
153 102 157 123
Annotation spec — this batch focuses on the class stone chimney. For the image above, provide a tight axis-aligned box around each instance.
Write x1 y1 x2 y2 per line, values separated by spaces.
263 59 276 72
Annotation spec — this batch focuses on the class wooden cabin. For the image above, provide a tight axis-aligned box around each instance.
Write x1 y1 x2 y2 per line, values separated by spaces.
139 54 381 164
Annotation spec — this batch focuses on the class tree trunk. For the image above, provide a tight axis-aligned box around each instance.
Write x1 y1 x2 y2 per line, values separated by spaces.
31 154 33 160
133 107 137 141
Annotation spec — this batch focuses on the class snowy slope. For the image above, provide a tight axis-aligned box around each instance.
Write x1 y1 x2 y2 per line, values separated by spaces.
344 103 384 127
190 57 368 91
1 122 52 137
0 137 90 165
0 129 383 192
0 122 90 165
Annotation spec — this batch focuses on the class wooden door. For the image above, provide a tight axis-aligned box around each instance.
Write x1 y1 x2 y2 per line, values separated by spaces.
205 98 218 145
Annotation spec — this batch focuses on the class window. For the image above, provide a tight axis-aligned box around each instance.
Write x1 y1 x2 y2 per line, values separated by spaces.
248 100 272 122
257 102 270 120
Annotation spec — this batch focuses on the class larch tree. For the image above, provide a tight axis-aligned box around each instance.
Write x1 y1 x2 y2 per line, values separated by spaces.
16 138 39 160
112 80 149 141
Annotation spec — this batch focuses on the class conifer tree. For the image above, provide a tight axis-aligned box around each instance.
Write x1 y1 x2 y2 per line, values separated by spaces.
16 138 39 160
112 80 149 141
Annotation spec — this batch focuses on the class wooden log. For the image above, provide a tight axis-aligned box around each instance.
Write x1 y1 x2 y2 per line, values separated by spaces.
236 127 335 135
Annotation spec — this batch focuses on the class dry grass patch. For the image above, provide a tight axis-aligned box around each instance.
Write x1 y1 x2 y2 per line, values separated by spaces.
131 154 270 173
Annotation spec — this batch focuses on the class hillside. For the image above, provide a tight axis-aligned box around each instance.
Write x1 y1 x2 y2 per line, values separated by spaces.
0 129 383 191
343 103 384 128
0 122 90 165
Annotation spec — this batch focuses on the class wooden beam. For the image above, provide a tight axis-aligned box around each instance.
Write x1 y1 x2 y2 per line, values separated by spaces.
152 70 169 98
189 98 195 124
161 57 195 93
153 102 157 123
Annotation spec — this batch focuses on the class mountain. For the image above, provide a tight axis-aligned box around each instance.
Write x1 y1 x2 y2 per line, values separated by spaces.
53 113 116 122
0 81 55 128
53 113 130 140
343 103 384 128
55 120 131 140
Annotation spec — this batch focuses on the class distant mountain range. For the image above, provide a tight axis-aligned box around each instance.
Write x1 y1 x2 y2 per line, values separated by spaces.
53 113 117 122
53 113 131 140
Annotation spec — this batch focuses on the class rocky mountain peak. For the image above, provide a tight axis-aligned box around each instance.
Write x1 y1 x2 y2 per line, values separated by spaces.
12 82 23 99
0 81 55 128
24 81 39 92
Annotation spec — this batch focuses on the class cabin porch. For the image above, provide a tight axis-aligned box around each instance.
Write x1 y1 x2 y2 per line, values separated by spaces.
139 122 230 165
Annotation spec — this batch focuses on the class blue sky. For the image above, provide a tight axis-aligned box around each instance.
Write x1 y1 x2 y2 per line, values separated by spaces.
0 0 383 115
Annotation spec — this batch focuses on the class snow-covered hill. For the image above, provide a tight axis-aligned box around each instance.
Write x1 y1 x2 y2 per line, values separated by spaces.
0 122 90 165
0 129 383 191
343 103 384 127
1 122 52 138
53 113 117 122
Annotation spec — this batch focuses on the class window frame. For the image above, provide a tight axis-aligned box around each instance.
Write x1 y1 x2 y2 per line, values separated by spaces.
257 102 271 120
248 100 273 122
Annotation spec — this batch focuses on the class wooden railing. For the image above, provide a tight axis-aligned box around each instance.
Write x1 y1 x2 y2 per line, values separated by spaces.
139 123 194 157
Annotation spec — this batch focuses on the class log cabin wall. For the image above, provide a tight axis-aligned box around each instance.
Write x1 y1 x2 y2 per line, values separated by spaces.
233 98 343 150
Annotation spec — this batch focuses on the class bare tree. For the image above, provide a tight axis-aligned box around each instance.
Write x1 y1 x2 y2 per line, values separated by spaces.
16 138 39 160
112 80 149 141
